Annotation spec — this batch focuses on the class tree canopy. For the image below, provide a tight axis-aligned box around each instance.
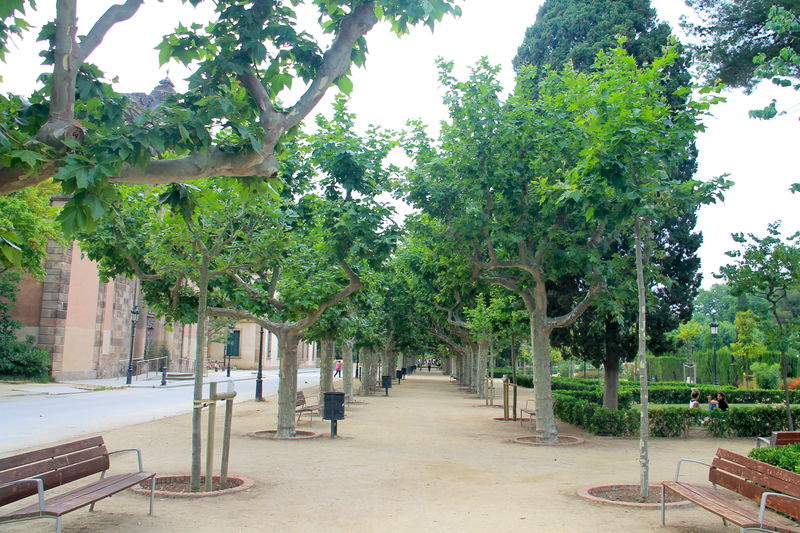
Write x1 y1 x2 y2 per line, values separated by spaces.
0 0 460 232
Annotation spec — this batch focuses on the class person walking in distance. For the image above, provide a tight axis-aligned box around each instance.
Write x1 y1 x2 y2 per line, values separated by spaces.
334 359 342 378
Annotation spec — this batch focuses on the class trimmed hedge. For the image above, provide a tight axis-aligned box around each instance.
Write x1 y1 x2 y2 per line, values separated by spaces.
749 443 800 473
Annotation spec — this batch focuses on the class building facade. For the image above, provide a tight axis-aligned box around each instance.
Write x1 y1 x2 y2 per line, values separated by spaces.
14 240 317 381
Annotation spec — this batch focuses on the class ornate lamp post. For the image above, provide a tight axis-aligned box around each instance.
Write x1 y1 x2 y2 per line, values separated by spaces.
125 305 140 385
226 324 235 377
255 327 264 401
711 319 719 385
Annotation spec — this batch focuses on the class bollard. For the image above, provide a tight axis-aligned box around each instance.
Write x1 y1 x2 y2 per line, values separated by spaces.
161 366 167 387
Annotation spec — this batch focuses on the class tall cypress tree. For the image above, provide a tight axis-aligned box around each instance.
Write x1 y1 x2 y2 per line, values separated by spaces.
515 0 703 408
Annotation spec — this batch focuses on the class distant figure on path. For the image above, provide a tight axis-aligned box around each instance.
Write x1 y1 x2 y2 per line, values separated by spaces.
428 363 431 372
334 359 342 378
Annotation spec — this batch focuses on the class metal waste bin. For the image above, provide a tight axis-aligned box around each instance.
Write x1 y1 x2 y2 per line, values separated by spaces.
396 369 402 383
323 391 345 421
323 391 345 438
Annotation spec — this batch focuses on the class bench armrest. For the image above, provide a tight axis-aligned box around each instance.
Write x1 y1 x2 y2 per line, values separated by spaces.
108 448 144 472
674 459 713 481
757 492 800 526
0 477 45 511
756 436 771 448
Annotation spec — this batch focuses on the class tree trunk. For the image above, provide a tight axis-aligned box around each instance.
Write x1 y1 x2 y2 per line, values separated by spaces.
603 352 619 410
276 329 300 438
343 339 355 399
476 339 489 398
635 217 651 499
319 338 334 394
781 348 795 431
190 271 210 492
359 349 373 396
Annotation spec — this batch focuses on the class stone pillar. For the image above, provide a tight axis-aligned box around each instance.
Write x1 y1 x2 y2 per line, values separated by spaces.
37 241 73 377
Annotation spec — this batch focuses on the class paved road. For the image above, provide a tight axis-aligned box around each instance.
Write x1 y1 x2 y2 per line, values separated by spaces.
0 369 321 454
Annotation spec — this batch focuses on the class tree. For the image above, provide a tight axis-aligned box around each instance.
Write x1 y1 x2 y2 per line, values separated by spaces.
684 0 800 90
79 181 284 491
0 182 61 277
719 221 800 429
513 0 673 72
516 0 704 411
0 1 460 230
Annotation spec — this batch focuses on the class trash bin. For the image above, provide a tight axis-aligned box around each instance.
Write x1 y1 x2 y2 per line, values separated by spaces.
381 375 393 389
323 392 345 421
396 369 402 383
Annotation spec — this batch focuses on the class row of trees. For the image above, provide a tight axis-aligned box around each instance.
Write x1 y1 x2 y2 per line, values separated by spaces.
1 0 796 496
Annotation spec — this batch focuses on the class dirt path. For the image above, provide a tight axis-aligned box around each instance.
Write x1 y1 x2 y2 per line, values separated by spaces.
3 373 756 532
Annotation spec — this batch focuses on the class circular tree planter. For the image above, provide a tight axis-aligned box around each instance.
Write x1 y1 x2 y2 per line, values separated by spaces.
576 484 691 508
491 416 521 422
132 475 254 498
247 429 322 440
512 435 585 446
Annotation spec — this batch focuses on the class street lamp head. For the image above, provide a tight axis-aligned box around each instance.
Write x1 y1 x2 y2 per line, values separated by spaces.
228 324 235 332
710 320 719 336
131 305 140 323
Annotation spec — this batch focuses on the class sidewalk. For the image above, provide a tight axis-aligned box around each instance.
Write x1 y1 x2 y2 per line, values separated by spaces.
2 373 752 532
0 367 318 397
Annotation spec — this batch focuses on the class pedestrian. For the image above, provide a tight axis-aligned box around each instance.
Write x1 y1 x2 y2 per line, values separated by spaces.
689 387 701 408
334 359 342 378
708 391 729 411
427 363 431 372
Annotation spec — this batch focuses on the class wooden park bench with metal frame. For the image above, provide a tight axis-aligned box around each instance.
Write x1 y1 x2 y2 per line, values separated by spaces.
296 391 321 425
757 431 800 448
661 448 800 533
0 436 155 533
520 398 557 426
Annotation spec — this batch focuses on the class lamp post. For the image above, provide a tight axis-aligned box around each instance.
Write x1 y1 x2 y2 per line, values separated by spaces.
711 319 719 385
226 324 235 377
255 327 264 401
125 305 140 385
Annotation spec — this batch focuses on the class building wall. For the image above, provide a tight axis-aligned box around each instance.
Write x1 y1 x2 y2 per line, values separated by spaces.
60 245 101 378
12 239 319 380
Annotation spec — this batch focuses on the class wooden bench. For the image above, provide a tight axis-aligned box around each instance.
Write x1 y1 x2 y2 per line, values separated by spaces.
757 431 800 448
0 436 155 533
662 447 800 533
520 399 557 426
296 391 320 425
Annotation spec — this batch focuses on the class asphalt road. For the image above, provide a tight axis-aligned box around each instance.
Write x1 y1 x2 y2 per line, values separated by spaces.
0 369 321 454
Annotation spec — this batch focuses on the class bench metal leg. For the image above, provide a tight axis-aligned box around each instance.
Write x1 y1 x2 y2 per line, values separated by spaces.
55 516 62 533
149 476 155 515
661 485 666 526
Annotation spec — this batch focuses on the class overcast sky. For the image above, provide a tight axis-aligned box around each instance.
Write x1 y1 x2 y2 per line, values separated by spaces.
2 0 797 289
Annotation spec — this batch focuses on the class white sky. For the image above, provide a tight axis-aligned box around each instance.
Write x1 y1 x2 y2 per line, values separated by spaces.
2 0 798 288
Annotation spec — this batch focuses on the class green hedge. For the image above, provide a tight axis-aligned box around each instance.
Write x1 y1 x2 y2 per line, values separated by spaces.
749 443 800 473
704 406 800 438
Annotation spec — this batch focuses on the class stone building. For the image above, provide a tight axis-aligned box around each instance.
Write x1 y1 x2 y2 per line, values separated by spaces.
14 238 318 380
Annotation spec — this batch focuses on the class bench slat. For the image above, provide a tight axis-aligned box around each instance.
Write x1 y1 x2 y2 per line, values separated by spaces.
718 448 800 491
0 471 154 520
713 456 800 505
0 437 104 472
663 481 799 532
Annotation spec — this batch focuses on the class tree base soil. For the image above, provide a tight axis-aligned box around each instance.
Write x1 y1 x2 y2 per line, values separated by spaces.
1 374 760 532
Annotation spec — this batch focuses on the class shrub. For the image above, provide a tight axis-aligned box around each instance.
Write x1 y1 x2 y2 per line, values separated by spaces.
704 406 800 438
750 362 782 390
749 443 800 473
0 335 51 378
